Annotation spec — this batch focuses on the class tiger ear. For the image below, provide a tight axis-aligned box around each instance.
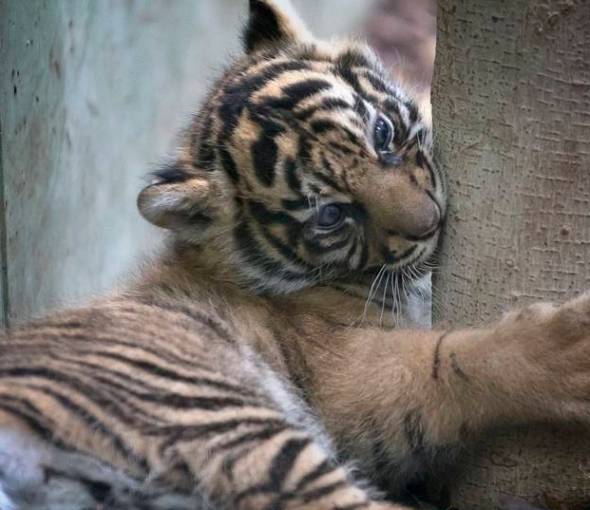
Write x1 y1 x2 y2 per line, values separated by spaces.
244 0 312 54
137 165 217 235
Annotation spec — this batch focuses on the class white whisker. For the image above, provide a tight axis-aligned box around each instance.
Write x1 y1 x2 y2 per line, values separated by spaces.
363 265 386 323
394 272 402 325
380 271 391 326
390 271 397 324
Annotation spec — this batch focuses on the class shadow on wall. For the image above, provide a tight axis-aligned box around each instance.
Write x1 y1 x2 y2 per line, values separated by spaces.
0 0 436 324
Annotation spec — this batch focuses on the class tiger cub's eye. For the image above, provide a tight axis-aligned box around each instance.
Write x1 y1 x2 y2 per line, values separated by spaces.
317 204 344 229
374 114 394 153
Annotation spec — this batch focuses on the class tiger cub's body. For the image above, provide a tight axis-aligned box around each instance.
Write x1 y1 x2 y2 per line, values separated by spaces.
2 1 590 509
0 296 329 510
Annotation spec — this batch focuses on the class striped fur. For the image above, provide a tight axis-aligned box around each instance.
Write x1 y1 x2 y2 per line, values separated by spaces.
3 1 590 509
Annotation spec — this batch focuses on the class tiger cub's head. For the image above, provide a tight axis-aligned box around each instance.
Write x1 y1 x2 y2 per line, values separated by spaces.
138 0 446 295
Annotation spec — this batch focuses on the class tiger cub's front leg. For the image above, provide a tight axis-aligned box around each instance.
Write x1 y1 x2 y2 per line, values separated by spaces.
304 292 590 491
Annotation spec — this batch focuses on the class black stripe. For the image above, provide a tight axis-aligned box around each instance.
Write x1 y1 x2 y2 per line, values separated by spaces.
5 369 164 447
315 168 347 194
26 381 147 469
156 417 288 451
268 437 312 491
342 126 362 147
49 352 256 403
293 459 336 491
330 503 372 510
336 48 374 70
258 222 312 273
335 65 380 105
1 367 142 423
353 95 370 123
283 79 332 103
12 323 221 376
30 317 84 330
260 79 333 112
310 119 338 134
296 97 352 122
234 222 309 284
218 146 240 183
328 141 356 156
248 200 293 225
360 69 393 95
406 99 419 123
382 98 409 143
209 424 289 455
431 331 449 381
0 396 59 443
60 360 256 411
398 245 417 261
284 157 302 194
297 136 312 165
234 437 312 505
52 362 169 426
93 351 252 395
282 197 308 211
250 119 284 187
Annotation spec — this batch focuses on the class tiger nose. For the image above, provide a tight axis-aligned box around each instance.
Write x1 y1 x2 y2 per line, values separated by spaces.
398 196 442 240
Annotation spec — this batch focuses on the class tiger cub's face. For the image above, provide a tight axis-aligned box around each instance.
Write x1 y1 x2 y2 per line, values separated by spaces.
138 0 446 294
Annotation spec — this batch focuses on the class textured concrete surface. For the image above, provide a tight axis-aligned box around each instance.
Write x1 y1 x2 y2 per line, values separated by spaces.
0 0 370 324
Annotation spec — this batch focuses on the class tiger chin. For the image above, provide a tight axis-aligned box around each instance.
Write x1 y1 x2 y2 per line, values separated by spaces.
1 1 589 509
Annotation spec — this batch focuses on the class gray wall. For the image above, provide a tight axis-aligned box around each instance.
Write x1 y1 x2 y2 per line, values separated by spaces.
0 0 373 324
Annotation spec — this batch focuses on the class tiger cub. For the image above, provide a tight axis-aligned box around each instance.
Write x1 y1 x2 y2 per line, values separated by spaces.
1 1 589 509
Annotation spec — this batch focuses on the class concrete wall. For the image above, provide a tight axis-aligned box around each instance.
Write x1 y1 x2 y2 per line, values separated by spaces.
0 0 373 324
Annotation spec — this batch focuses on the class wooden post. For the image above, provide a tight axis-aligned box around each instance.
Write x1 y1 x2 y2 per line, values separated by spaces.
432 0 590 508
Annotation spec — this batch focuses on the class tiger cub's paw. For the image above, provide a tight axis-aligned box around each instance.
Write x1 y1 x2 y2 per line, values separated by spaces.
500 291 590 417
